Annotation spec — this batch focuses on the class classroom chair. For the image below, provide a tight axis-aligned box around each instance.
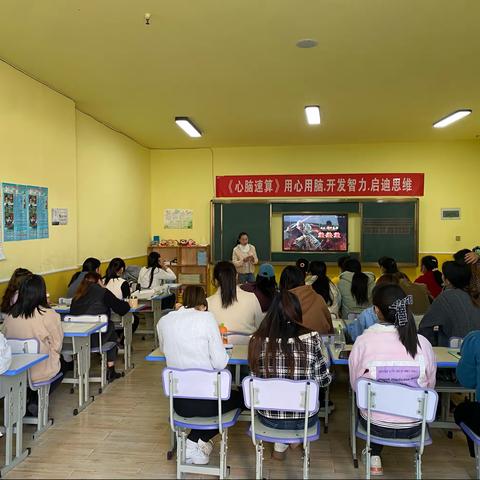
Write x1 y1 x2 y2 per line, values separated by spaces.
7 338 63 439
355 378 438 480
63 314 117 394
162 368 241 479
459 422 480 479
242 376 321 480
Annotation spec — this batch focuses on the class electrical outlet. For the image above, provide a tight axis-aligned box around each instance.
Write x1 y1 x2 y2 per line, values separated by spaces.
456 236 461 242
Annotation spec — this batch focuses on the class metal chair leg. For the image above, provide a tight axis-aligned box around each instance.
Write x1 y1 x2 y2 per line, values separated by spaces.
366 447 371 480
303 441 310 480
475 443 480 480
416 451 422 480
255 441 263 480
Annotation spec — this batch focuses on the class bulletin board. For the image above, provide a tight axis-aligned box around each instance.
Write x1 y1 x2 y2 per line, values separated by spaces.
2 183 49 242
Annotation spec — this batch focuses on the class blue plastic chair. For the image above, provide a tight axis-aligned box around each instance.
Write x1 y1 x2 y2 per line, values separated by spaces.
162 367 241 479
242 376 320 480
459 422 480 479
7 338 63 439
355 378 438 479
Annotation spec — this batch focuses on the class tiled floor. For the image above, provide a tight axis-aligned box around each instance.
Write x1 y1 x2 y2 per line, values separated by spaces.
3 336 476 479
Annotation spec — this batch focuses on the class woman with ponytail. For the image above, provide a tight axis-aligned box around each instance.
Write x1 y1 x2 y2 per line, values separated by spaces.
338 258 375 319
248 290 332 460
349 283 436 476
415 255 443 298
419 261 480 346
138 252 177 291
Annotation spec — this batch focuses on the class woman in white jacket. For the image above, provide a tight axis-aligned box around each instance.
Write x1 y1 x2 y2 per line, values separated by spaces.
138 251 176 290
232 232 258 284
157 286 242 466
309 261 342 318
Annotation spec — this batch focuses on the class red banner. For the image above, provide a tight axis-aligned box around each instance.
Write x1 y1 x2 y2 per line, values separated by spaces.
215 173 424 197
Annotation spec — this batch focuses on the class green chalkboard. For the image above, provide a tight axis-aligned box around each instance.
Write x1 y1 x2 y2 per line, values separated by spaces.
361 201 418 264
212 202 271 261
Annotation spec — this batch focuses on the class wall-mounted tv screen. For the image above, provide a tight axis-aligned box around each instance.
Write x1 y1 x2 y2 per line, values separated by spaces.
283 214 348 252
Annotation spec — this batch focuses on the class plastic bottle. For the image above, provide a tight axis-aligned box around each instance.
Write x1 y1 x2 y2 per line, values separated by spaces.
219 323 228 344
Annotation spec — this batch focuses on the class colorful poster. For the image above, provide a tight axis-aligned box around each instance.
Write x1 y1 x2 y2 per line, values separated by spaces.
164 209 193 229
215 173 425 198
2 183 48 242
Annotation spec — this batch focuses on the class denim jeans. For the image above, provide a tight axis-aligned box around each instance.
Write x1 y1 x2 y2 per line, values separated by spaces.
238 273 255 284
359 415 421 456
258 414 317 430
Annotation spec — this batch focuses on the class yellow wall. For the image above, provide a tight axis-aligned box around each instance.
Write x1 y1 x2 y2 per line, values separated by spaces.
0 60 78 280
76 111 151 260
151 141 480 255
150 149 213 244
0 61 150 303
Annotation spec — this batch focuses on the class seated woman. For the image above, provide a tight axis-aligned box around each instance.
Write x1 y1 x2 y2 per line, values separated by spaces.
345 273 398 342
349 283 436 476
4 274 64 415
138 252 177 290
157 286 242 465
338 258 375 319
248 290 332 460
396 272 431 315
309 261 341 318
104 257 139 335
1 268 32 316
414 255 443 299
378 256 399 275
454 330 480 458
419 261 480 346
280 266 333 334
240 263 277 313
207 261 263 338
67 257 101 298
70 272 130 381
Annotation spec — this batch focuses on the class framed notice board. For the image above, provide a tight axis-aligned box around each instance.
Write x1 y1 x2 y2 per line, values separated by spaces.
361 200 418 264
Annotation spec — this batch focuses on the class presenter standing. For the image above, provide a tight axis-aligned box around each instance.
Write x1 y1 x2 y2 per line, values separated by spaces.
232 232 258 284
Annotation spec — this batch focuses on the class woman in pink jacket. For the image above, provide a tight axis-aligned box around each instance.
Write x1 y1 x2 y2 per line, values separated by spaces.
349 283 436 476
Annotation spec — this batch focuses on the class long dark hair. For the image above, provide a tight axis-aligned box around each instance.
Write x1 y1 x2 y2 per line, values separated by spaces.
68 257 101 287
279 266 305 291
443 261 480 307
104 258 126 285
255 275 277 301
295 258 309 278
373 283 419 358
310 261 333 305
421 255 443 288
10 274 49 319
344 258 370 305
378 256 399 274
73 272 102 301
147 252 161 289
1 268 32 313
213 261 238 308
248 290 310 377
183 285 208 310
237 232 249 245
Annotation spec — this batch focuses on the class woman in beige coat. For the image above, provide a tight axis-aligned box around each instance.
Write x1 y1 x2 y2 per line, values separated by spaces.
4 274 64 413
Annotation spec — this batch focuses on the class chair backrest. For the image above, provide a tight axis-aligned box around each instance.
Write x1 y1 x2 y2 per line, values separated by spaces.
242 376 319 415
449 337 463 349
355 377 438 423
162 368 232 400
64 314 109 333
7 338 40 354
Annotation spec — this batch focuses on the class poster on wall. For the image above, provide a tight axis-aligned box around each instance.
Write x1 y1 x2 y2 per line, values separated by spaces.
52 208 68 226
2 183 49 242
164 209 193 229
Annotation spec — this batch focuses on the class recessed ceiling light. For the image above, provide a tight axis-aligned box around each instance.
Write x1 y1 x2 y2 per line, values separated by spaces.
305 105 321 125
433 109 472 128
296 39 318 49
175 117 202 138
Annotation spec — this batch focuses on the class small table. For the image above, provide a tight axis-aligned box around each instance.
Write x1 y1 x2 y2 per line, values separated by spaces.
62 322 106 415
0 353 48 476
145 345 248 365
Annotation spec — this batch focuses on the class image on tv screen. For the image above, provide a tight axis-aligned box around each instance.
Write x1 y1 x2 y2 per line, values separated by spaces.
283 214 348 252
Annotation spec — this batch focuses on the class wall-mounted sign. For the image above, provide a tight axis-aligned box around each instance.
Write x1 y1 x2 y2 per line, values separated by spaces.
215 173 424 198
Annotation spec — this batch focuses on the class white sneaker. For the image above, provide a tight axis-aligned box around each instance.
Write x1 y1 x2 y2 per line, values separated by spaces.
185 439 213 465
370 455 383 476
